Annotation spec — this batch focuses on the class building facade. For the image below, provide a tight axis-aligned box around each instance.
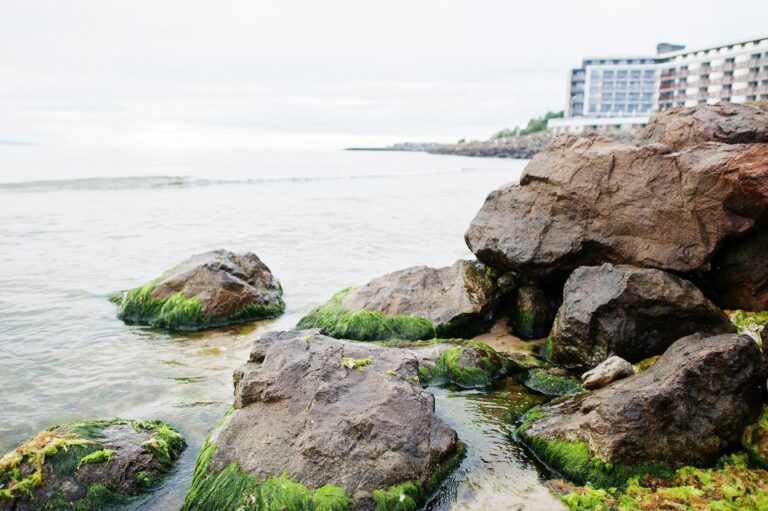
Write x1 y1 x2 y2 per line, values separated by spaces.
549 35 768 134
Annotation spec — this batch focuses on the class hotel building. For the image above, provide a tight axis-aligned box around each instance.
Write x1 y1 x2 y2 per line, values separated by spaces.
548 35 768 134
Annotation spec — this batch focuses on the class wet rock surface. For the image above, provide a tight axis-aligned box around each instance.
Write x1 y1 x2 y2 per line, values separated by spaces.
116 249 284 331
298 260 499 340
520 333 767 475
509 285 554 340
549 263 733 372
708 225 768 312
465 135 768 281
185 330 460 510
640 102 768 150
0 419 185 511
581 356 634 390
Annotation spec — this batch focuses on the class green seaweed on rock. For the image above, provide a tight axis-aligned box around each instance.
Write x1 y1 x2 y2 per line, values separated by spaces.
418 344 506 388
729 309 768 347
296 288 437 341
743 405 768 469
521 368 584 397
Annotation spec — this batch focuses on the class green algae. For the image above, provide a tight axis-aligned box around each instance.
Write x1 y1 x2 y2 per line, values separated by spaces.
560 452 768 511
115 282 285 332
418 344 507 388
632 356 660 373
340 357 373 369
517 408 672 488
521 368 584 397
729 309 768 346
541 336 554 361
743 405 768 469
373 482 422 511
77 449 115 469
297 288 437 342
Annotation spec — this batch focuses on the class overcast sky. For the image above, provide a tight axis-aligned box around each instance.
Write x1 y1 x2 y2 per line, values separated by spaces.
1 1 766 148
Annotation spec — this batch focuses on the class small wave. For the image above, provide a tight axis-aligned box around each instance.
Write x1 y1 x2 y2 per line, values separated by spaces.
0 167 498 193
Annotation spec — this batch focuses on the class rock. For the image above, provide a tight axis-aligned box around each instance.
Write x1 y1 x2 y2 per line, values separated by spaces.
418 343 508 388
297 260 499 341
743 405 768 469
115 250 284 331
640 102 768 150
519 367 584 397
0 419 185 510
509 285 554 339
708 225 768 311
581 356 634 390
549 263 733 372
183 330 462 511
518 333 767 487
465 135 768 282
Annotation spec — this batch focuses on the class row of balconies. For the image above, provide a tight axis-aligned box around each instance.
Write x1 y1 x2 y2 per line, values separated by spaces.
659 71 768 89
660 57 768 78
659 85 768 101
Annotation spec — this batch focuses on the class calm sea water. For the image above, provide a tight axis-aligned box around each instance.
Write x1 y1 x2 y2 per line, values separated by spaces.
0 147 562 510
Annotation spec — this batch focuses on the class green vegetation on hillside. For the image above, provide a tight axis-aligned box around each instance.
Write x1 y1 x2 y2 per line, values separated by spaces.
492 111 564 139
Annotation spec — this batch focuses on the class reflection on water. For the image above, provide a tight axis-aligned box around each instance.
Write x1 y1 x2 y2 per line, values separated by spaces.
426 378 566 511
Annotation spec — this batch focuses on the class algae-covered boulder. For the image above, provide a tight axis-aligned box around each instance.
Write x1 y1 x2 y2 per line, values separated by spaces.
115 250 284 331
297 260 499 341
518 367 583 397
0 419 185 510
509 285 554 340
743 406 768 469
183 330 462 511
465 135 768 281
418 344 508 388
518 333 766 487
549 263 733 372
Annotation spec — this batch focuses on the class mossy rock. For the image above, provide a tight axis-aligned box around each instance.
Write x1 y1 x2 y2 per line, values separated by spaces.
115 250 285 332
297 260 499 342
559 452 768 511
743 405 768 469
0 418 185 509
520 368 583 397
418 343 508 388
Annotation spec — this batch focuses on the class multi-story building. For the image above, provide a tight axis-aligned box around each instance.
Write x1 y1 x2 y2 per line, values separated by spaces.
549 35 768 134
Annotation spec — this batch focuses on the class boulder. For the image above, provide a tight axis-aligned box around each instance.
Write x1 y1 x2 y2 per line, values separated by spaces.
115 250 284 331
640 102 768 150
707 225 768 311
297 260 499 341
509 285 554 339
581 356 634 390
518 333 767 487
418 343 508 388
549 263 733 372
183 330 461 511
519 367 584 397
0 419 185 510
465 135 768 282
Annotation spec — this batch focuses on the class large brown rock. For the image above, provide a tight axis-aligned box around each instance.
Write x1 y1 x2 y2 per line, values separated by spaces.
520 333 767 481
708 225 768 311
640 102 768 150
116 249 284 331
465 135 768 282
549 263 733 372
187 330 460 510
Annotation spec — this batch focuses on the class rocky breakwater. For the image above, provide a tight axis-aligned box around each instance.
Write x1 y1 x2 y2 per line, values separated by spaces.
183 330 463 511
114 249 285 331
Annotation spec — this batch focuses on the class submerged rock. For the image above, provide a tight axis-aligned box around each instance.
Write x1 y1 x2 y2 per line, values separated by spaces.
418 343 508 388
183 330 462 511
708 225 768 311
640 102 768 150
549 264 732 372
509 285 554 340
0 419 185 510
465 135 768 281
581 356 634 390
519 367 584 397
115 250 284 331
297 260 499 341
518 333 766 487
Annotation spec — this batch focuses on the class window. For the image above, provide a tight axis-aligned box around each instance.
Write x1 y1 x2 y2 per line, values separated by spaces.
630 70 641 79
642 92 653 101
644 69 655 78
589 104 597 112
601 92 612 101
615 81 627 90
699 87 708 93
628 104 639 112
641 104 652 112
629 92 640 101
601 104 611 112
617 70 628 79
629 81 640 90
643 80 655 89
615 92 626 100
603 70 615 79
614 103 626 112
603 81 614 90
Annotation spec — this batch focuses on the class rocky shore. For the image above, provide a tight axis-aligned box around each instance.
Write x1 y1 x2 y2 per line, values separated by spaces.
3 101 768 510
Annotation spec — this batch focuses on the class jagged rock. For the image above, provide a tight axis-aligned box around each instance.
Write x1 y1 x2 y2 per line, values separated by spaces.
549 264 733 372
519 333 767 487
581 356 634 390
0 419 185 510
640 102 768 150
465 135 768 282
183 330 461 511
115 249 284 331
509 285 554 339
297 260 499 341
707 225 768 311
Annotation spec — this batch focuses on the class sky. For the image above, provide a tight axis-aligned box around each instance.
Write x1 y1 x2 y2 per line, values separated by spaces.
1 0 767 149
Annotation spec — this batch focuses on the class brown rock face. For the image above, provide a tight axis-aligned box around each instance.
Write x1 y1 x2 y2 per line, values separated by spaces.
509 285 554 340
465 135 768 281
708 225 768 311
640 102 768 150
549 264 733 372
522 333 767 469
208 330 459 508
